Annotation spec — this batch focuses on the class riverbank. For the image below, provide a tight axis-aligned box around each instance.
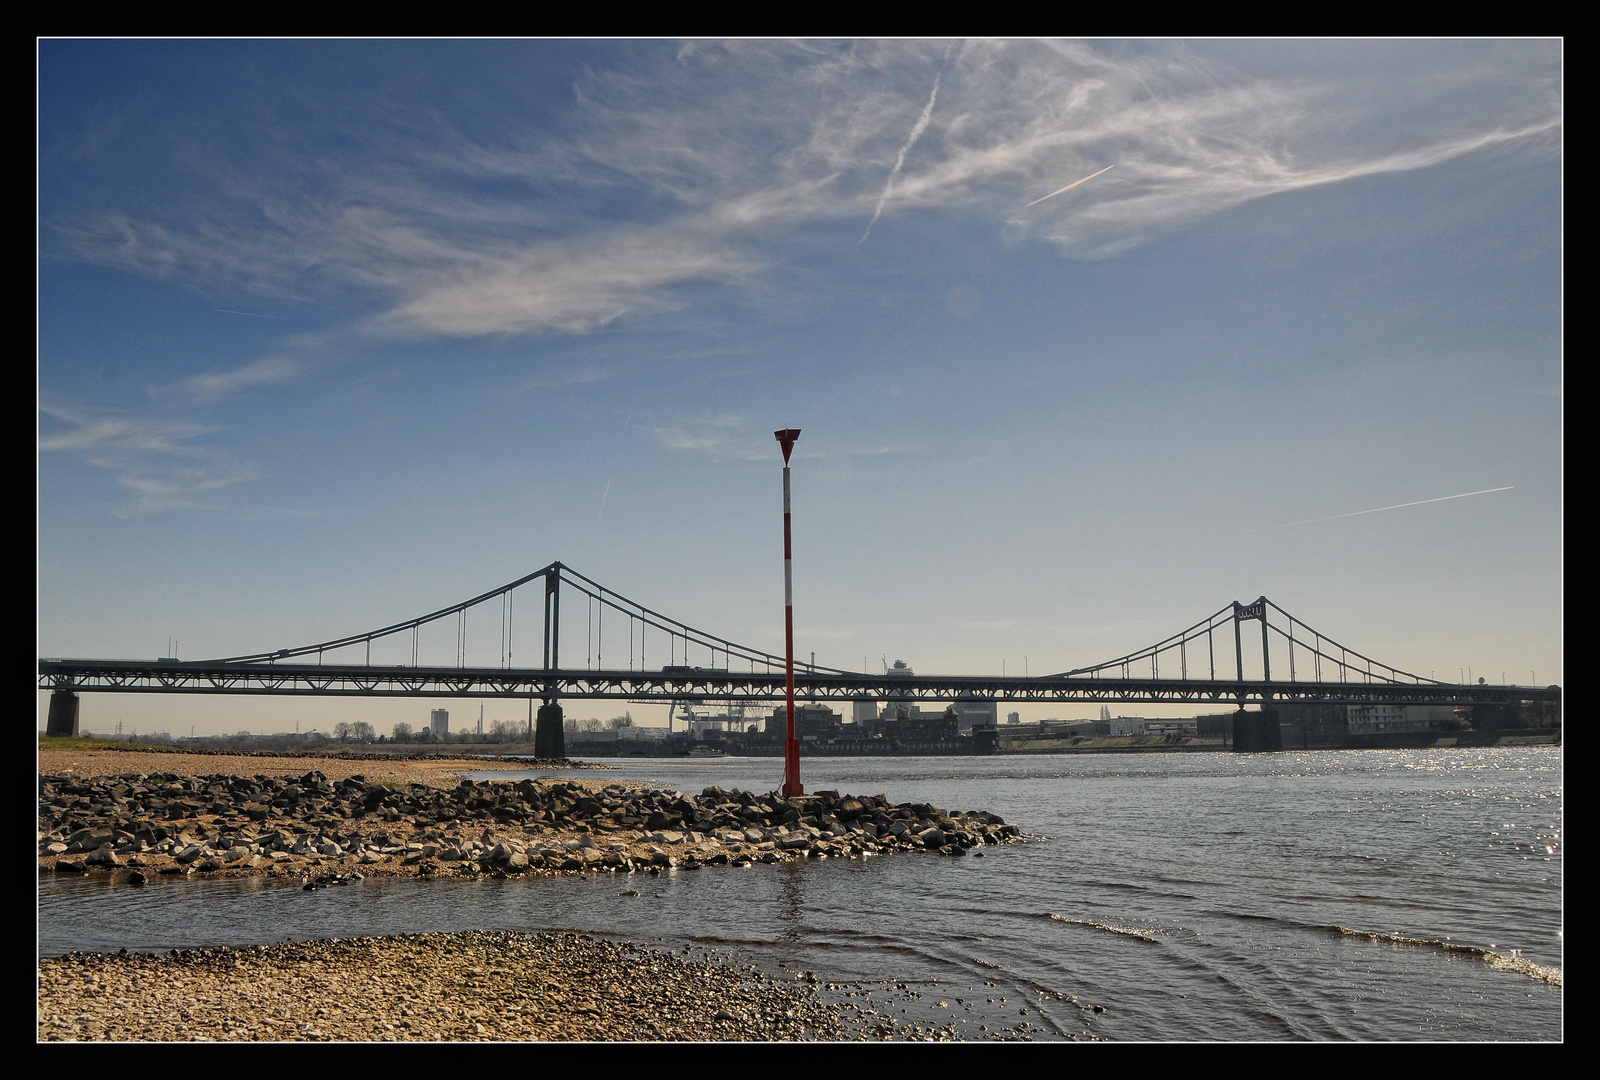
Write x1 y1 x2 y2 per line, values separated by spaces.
38 747 570 790
38 930 852 1041
39 750 1020 883
38 749 1023 1043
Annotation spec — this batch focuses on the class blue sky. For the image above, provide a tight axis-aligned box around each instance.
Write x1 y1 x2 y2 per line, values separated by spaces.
37 39 1562 735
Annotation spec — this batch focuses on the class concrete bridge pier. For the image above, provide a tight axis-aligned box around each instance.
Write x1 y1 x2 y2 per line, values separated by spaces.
46 690 80 738
534 702 565 761
1232 707 1282 752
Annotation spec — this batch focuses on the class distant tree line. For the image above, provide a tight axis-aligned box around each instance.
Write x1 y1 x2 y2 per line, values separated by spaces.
564 711 634 733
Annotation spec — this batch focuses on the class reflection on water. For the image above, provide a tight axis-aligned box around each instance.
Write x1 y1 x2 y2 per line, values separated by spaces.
39 748 1561 1040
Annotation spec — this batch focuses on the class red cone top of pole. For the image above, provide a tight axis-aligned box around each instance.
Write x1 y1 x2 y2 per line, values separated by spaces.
774 428 801 464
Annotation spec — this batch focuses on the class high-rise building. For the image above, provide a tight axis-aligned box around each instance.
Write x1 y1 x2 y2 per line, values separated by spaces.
430 708 449 736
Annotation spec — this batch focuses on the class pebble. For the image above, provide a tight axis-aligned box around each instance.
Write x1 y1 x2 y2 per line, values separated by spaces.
37 931 841 1042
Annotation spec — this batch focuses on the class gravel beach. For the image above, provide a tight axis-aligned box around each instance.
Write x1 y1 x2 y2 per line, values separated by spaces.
38 930 845 1041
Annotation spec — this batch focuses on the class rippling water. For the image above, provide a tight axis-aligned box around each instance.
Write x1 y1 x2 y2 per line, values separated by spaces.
39 747 1562 1040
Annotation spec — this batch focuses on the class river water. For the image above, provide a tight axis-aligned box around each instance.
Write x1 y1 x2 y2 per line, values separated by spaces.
38 748 1562 1041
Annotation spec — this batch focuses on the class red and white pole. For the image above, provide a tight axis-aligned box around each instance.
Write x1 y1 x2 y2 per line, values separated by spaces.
775 428 803 797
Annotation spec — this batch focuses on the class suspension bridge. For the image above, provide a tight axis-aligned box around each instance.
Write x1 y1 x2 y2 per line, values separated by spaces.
39 561 1558 749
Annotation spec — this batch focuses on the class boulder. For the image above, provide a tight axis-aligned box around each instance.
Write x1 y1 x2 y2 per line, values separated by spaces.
85 844 121 867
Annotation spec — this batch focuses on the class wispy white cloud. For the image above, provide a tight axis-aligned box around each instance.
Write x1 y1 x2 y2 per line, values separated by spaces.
648 414 769 460
38 403 256 510
649 417 918 462
48 39 1561 348
384 227 763 336
156 353 306 403
515 366 615 392
796 441 915 460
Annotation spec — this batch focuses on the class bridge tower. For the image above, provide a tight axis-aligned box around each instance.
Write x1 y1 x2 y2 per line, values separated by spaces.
1231 597 1281 751
534 563 565 761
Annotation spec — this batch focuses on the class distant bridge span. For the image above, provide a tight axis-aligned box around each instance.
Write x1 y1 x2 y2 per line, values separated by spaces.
34 659 1551 709
39 563 1560 715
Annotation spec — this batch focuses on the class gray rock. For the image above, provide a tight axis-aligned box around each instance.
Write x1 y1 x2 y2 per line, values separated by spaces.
86 844 121 867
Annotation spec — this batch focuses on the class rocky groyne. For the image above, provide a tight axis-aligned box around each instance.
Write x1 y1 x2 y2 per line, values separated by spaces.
40 771 1021 880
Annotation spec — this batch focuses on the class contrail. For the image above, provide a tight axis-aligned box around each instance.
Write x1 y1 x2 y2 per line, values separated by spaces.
596 476 612 527
1272 486 1513 529
1025 164 1115 208
214 308 282 319
860 60 948 244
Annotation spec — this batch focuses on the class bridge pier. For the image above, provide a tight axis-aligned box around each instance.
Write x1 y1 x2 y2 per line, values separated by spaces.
534 702 565 761
1232 707 1282 753
46 690 80 738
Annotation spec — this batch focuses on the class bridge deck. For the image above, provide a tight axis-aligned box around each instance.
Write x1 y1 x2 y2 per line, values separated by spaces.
38 659 1558 706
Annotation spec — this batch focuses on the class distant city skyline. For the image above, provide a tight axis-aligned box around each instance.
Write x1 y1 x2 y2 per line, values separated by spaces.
39 39 1562 734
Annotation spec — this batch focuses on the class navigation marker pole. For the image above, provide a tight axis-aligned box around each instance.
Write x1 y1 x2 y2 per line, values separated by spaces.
775 428 804 797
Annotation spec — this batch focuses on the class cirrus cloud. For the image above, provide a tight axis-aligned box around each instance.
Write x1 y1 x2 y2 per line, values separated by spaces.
48 40 1561 354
